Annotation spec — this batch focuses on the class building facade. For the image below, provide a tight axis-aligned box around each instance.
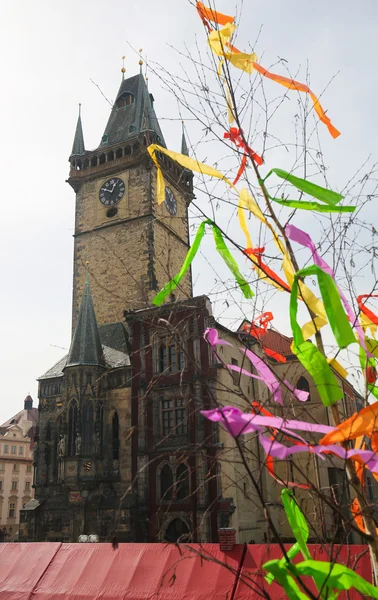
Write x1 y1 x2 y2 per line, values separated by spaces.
0 396 37 541
19 68 368 545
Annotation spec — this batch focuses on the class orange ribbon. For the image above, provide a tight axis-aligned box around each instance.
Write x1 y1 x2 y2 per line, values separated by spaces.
358 294 378 327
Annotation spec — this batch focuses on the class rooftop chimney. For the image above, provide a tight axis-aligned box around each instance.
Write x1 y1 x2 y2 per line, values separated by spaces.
24 394 33 410
218 528 236 552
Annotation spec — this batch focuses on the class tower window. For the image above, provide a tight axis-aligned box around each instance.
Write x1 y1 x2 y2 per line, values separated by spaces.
101 134 108 144
116 93 135 109
116 148 123 159
99 153 106 165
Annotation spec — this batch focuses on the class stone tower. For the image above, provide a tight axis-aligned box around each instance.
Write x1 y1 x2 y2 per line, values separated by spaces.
68 72 194 330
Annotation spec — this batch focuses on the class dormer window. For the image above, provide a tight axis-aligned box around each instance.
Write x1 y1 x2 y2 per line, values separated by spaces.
116 93 135 109
101 134 108 145
129 124 136 133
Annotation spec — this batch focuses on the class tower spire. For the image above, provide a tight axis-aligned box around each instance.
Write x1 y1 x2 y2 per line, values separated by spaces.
121 56 126 81
66 274 105 368
71 104 85 156
181 121 189 156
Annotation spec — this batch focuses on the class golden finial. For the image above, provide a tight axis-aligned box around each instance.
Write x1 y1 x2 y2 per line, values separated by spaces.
138 49 144 73
121 55 126 79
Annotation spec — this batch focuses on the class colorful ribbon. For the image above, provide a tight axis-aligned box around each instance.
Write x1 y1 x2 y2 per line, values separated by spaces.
152 220 253 306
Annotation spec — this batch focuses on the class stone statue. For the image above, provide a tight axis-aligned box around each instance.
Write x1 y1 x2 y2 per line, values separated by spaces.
75 432 82 456
57 435 65 457
94 431 101 454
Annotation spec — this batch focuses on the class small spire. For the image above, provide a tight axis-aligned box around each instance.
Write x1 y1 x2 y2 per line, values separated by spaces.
85 261 89 284
71 104 85 156
139 48 143 75
121 56 126 81
66 279 105 368
181 121 189 156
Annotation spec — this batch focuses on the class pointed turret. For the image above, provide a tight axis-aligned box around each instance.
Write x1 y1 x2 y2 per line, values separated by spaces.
71 104 85 156
66 274 105 368
99 72 165 148
181 122 189 156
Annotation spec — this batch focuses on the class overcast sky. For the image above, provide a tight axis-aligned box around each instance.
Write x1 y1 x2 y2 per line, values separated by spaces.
0 0 377 424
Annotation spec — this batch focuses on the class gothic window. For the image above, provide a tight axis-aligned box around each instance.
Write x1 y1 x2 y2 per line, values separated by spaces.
157 337 184 374
160 464 173 501
98 402 104 452
161 398 187 436
68 401 78 456
112 412 120 460
176 463 190 501
164 518 190 543
296 376 310 401
82 401 94 455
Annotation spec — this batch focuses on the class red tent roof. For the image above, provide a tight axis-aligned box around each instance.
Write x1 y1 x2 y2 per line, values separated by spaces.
0 543 372 600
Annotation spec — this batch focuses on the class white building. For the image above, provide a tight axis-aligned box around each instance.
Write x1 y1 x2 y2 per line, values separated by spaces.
0 395 38 541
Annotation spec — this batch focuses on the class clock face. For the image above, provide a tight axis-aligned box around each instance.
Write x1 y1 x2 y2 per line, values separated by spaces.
99 177 126 206
164 186 177 216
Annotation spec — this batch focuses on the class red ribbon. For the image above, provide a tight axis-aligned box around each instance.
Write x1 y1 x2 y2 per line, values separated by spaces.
224 127 263 184
357 294 378 326
244 247 291 293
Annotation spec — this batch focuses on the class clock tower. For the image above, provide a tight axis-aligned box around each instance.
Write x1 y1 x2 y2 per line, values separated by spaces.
68 70 193 330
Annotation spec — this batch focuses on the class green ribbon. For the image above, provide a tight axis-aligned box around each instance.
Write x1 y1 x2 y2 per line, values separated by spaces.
262 168 355 213
281 490 311 561
269 198 355 213
290 265 355 406
289 561 378 598
153 219 254 306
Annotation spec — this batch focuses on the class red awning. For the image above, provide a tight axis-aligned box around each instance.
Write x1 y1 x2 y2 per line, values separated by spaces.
0 543 372 600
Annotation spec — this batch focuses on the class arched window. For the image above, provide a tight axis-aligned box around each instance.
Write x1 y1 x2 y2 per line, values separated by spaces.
165 518 190 543
68 401 78 456
112 412 120 460
160 464 173 501
176 463 190 501
296 376 310 402
82 401 94 455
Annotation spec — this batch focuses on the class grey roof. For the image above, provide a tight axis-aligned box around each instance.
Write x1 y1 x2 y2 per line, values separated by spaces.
98 322 129 353
39 345 130 380
71 110 85 156
99 73 166 148
65 280 105 368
